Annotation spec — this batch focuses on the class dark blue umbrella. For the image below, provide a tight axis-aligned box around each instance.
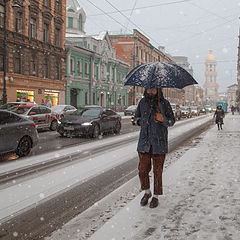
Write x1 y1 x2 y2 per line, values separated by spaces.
124 62 198 89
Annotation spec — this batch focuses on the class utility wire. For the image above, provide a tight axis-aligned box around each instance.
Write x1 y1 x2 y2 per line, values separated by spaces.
89 0 195 16
124 0 138 34
84 0 132 32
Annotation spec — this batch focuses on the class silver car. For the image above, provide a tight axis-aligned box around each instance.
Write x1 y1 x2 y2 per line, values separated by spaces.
51 105 76 119
0 110 38 157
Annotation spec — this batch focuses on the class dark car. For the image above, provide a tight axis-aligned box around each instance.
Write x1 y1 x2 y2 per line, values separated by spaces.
0 110 38 157
57 107 122 138
9 105 60 131
124 105 137 116
197 106 206 115
180 106 192 118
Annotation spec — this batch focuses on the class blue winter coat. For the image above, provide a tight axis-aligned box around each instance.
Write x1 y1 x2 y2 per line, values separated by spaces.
135 94 175 154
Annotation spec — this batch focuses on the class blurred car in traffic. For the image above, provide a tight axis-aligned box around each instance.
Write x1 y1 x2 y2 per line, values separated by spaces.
0 101 37 110
171 103 182 120
9 105 60 131
190 106 199 116
124 105 137 116
180 106 192 118
0 110 38 157
57 107 122 138
51 105 77 118
204 105 212 113
197 106 206 115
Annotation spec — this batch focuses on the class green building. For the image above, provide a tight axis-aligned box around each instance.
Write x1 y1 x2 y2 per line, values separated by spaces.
65 0 130 111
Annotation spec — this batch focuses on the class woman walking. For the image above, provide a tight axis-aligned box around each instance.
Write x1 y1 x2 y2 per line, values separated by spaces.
214 105 225 130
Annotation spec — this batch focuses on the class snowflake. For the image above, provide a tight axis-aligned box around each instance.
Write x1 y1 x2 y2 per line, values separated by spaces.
39 193 45 199
13 232 18 237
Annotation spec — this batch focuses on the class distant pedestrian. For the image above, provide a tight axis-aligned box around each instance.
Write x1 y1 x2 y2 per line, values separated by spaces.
46 99 52 108
231 105 235 115
135 88 175 208
41 99 46 106
214 105 225 130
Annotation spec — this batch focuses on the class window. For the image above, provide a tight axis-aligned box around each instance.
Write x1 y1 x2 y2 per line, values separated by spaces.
0 5 4 28
43 0 48 7
85 92 88 105
79 14 82 31
55 0 60 13
30 18 37 38
85 62 89 75
15 12 22 33
28 107 41 115
30 55 36 76
43 60 48 78
93 45 97 52
77 60 82 73
55 61 60 79
93 93 96 104
70 58 74 74
40 106 51 114
68 17 73 28
55 28 60 46
0 112 23 124
14 52 21 74
43 23 49 43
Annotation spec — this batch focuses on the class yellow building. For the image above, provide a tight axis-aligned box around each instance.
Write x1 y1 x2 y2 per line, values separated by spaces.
203 49 218 105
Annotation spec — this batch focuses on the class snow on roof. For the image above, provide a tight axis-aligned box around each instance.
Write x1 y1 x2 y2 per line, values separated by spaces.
92 32 107 40
66 33 86 38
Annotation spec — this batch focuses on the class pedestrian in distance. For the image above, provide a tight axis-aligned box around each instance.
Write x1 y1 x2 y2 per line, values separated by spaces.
46 98 52 108
214 105 225 130
231 105 235 115
135 88 175 208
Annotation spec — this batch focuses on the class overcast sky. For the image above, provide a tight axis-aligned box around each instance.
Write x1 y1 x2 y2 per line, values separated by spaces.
77 0 240 92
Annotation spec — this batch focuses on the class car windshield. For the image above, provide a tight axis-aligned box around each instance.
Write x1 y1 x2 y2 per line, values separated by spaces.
127 105 137 110
10 106 30 114
181 107 189 110
51 105 65 112
170 105 176 110
71 108 101 117
191 106 197 110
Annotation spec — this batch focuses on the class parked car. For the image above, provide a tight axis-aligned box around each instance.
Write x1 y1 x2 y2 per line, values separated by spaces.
197 106 206 115
51 105 77 118
9 105 60 131
190 106 199 116
124 105 137 116
171 104 182 120
57 107 122 138
0 102 37 110
0 110 38 157
180 106 192 118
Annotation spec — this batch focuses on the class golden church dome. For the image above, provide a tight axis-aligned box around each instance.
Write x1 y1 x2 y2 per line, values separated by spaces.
206 49 216 61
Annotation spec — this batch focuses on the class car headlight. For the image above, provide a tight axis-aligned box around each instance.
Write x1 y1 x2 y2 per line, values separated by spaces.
82 122 92 126
57 120 61 124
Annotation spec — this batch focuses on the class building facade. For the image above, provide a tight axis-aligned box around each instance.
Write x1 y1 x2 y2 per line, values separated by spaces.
110 30 182 105
0 0 66 105
227 84 238 107
203 49 218 106
65 0 130 110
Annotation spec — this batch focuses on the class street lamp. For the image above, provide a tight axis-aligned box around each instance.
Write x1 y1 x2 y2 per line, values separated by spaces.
2 0 20 104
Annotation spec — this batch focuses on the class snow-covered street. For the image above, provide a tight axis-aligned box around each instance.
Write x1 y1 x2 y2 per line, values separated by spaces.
49 114 240 240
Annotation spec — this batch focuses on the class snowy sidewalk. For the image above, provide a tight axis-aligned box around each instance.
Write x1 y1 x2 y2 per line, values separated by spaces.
89 114 240 240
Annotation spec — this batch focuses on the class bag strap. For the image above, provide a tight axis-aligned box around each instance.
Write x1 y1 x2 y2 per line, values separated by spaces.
158 89 161 113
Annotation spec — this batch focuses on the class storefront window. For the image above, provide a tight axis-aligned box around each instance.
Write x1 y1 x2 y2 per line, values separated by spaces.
44 90 59 106
16 90 34 102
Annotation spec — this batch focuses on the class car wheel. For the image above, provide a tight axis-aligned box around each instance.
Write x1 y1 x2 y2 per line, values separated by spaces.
16 136 32 157
50 120 58 131
114 121 121 134
92 124 100 138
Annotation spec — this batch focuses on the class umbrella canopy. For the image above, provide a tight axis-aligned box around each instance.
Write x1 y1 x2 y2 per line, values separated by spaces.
124 62 198 89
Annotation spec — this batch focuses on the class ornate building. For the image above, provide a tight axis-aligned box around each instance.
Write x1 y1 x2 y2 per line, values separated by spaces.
65 0 129 110
110 30 182 105
203 49 219 106
0 0 66 105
